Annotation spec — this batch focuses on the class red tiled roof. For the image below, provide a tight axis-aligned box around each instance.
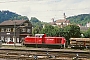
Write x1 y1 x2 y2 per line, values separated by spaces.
56 19 70 23
0 20 27 25
50 22 56 25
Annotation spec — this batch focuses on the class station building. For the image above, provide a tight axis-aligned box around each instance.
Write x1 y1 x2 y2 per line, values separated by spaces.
0 20 32 43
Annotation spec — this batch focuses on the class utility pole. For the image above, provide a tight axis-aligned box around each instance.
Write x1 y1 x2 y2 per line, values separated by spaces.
14 22 16 47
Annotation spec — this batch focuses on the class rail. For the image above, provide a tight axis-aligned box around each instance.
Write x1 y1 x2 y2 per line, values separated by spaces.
0 48 90 60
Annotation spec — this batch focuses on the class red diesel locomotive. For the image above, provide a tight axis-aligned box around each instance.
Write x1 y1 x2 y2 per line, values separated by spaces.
23 34 66 48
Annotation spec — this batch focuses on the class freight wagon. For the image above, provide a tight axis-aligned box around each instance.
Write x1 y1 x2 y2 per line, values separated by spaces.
70 38 90 49
23 34 66 48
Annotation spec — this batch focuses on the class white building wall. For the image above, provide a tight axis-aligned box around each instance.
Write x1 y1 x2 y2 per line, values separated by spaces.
86 23 90 27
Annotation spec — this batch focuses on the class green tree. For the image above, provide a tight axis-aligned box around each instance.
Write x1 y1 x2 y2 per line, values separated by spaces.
84 28 90 38
62 25 81 45
64 25 81 38
30 17 42 28
67 14 90 26
0 10 29 23
32 26 41 35
40 24 57 36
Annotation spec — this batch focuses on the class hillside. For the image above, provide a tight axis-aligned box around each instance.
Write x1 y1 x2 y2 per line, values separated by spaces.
1 10 90 26
67 14 90 26
0 10 29 23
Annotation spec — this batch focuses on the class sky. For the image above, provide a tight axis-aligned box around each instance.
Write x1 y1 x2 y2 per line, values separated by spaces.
0 0 90 22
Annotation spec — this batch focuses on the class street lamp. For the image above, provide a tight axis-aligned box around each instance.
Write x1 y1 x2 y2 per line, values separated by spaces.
13 21 24 47
14 22 16 47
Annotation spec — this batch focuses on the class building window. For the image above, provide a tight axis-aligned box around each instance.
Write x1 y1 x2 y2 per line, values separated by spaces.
1 36 4 41
21 28 26 32
13 28 15 32
27 29 31 33
13 36 15 42
1 28 4 32
6 28 11 32
17 38 19 43
5 37 7 43
5 36 11 43
24 23 28 26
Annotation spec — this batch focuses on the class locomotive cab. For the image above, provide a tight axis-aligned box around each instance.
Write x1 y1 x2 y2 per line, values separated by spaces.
35 34 46 44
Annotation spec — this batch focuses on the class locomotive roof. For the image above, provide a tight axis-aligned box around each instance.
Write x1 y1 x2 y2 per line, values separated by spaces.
25 36 65 38
35 34 44 36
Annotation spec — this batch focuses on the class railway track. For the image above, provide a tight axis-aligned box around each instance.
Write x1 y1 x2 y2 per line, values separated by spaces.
0 48 90 60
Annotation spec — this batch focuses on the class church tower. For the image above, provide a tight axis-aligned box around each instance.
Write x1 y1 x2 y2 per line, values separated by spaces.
64 13 66 20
